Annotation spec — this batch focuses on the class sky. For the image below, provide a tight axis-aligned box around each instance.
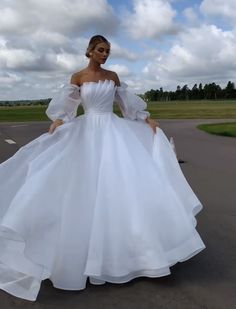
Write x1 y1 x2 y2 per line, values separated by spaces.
1 0 236 100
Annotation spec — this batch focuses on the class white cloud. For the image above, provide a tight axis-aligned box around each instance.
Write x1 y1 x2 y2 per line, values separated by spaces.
0 7 24 34
32 31 69 48
110 41 138 61
183 7 200 26
0 0 121 76
200 0 236 24
142 25 236 89
121 79 145 93
108 64 131 77
0 48 39 70
0 45 90 73
0 0 236 100
0 73 22 87
56 53 87 72
0 0 118 36
124 0 178 39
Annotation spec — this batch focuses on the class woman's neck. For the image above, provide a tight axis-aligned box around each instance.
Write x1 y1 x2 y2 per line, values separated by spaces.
87 60 102 72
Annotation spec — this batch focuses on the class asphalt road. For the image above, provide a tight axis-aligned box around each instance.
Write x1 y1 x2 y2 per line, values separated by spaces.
0 119 236 309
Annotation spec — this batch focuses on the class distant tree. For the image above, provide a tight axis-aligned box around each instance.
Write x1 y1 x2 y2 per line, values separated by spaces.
181 84 189 100
191 84 199 100
144 89 158 101
224 81 236 99
175 85 181 100
159 87 164 101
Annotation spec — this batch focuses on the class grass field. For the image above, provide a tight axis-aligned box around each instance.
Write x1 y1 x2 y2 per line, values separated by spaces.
1 100 236 122
197 122 236 137
147 100 236 119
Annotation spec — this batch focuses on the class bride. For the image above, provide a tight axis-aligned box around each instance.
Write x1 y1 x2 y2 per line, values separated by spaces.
0 35 206 301
48 36 159 135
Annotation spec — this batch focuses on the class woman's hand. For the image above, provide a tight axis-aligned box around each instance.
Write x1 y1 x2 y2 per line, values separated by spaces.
145 117 159 134
48 119 64 134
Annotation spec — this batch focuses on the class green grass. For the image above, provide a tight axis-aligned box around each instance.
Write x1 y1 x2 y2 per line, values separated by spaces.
147 100 236 119
1 100 236 122
197 122 236 137
0 106 48 122
0 105 85 122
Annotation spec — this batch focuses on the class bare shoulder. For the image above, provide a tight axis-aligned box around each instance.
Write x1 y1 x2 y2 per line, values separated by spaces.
103 69 120 86
70 70 86 86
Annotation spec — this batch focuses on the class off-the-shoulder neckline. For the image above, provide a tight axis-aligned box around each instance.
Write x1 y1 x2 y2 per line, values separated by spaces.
70 79 121 88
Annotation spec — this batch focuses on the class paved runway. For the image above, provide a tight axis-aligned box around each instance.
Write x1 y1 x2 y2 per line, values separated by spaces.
0 119 235 308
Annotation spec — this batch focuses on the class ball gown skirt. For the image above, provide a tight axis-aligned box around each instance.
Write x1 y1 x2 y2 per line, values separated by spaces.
0 79 206 301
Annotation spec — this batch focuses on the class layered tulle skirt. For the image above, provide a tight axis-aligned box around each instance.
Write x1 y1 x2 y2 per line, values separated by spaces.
0 112 205 300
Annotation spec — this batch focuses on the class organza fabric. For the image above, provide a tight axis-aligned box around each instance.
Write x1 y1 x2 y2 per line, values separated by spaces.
0 79 205 301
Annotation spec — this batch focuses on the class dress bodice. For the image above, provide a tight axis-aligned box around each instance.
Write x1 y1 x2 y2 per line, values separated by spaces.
80 79 116 115
46 79 150 122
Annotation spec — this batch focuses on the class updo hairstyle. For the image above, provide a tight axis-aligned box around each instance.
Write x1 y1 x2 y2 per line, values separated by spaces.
85 35 110 58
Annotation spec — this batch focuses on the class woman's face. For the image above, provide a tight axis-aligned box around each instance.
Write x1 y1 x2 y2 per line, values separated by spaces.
90 42 110 64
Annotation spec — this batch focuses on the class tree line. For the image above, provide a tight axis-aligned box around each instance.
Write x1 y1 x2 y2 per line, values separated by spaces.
0 98 51 106
144 81 236 102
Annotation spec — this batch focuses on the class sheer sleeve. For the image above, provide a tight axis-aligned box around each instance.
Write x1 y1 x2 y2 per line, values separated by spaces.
45 84 81 122
114 82 150 121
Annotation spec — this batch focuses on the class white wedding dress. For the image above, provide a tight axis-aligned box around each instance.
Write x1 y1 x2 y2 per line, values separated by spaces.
0 79 206 301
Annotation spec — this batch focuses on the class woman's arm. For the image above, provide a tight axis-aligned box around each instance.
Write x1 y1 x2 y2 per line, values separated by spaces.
47 73 81 134
145 116 160 133
113 71 159 133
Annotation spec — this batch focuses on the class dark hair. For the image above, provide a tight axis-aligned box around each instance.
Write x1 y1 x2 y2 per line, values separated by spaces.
85 35 110 58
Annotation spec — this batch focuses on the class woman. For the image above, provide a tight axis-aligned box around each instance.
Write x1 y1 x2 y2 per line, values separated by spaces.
0 35 206 301
48 36 159 134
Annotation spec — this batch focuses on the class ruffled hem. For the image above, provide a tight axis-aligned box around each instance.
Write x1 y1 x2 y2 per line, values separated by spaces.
0 217 205 301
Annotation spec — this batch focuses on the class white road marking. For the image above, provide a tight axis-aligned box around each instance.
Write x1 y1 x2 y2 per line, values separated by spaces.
5 139 16 144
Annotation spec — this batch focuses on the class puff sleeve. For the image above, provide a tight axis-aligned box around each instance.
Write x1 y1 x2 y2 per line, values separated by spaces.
114 82 150 121
45 84 81 123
